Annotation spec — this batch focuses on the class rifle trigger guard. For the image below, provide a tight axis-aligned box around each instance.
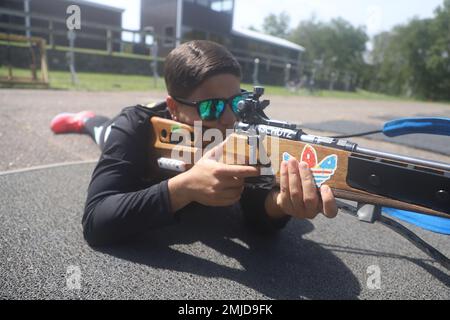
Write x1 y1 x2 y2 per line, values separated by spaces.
357 203 382 224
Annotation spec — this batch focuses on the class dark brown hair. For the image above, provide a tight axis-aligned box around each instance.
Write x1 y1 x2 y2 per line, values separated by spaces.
164 40 242 98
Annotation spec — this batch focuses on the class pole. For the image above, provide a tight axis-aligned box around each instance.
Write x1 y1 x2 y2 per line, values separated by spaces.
151 38 159 88
284 63 291 88
253 58 260 86
175 0 183 47
67 30 78 86
24 0 31 38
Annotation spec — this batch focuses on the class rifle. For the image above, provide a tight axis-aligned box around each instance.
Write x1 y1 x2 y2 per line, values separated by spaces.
149 87 450 269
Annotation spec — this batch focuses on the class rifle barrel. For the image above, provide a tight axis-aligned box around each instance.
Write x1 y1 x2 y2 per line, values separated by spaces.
355 146 450 171
298 131 449 171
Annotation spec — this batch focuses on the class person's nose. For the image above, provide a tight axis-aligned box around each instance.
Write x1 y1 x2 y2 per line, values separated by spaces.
219 103 237 127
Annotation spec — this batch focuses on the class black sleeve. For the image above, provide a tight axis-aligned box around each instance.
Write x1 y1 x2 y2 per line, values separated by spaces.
240 181 291 234
82 110 178 246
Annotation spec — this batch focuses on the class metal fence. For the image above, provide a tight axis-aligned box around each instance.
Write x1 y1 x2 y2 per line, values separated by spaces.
0 7 308 88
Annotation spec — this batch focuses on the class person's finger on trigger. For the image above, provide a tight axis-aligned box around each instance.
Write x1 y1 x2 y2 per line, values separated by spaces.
214 162 260 178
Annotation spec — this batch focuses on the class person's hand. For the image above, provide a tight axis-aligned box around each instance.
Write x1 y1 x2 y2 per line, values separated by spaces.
266 157 338 220
168 142 260 211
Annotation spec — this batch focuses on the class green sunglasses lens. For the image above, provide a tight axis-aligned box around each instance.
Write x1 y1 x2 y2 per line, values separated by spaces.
231 95 244 113
199 100 213 119
199 100 226 120
197 93 250 120
215 100 225 119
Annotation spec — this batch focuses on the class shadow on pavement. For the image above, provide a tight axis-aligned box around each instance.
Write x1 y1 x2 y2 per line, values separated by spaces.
97 205 362 299
315 243 450 288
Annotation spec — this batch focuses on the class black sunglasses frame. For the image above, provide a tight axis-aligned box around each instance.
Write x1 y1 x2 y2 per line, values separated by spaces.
171 90 250 120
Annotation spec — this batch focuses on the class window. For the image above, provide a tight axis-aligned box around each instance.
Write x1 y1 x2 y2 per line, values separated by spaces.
196 0 209 7
210 0 233 12
164 26 175 46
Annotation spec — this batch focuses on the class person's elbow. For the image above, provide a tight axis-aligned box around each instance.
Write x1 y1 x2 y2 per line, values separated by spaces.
82 206 117 247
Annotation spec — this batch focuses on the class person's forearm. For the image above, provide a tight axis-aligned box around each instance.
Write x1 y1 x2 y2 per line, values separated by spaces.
264 189 289 219
83 181 178 246
167 172 193 213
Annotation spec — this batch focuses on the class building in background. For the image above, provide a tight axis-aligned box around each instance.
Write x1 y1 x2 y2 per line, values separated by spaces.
141 0 304 85
0 0 123 50
1 0 304 85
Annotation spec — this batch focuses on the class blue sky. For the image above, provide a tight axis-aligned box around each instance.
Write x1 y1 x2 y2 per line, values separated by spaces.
88 0 444 37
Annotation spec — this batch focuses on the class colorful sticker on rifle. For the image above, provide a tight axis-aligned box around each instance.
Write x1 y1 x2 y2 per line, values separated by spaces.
301 144 318 168
283 145 338 187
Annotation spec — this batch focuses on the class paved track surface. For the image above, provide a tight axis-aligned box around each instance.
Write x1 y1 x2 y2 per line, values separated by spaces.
1 90 449 299
1 90 449 172
0 162 449 299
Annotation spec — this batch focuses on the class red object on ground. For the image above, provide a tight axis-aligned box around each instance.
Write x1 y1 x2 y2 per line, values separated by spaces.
50 111 95 134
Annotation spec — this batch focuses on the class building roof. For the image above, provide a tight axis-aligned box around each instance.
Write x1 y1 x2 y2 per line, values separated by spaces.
62 0 125 13
232 26 304 52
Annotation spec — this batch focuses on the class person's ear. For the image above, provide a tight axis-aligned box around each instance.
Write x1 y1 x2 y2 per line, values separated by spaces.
166 96 179 121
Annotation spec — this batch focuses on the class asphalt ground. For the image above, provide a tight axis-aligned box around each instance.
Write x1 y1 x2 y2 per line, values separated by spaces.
0 90 449 172
0 162 449 299
0 89 449 299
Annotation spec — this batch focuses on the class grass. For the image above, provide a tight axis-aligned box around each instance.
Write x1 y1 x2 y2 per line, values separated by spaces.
49 70 167 91
0 66 423 102
0 67 166 91
252 83 416 101
0 41 164 61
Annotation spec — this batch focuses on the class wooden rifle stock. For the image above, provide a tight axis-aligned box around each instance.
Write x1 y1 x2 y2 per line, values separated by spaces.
150 117 450 219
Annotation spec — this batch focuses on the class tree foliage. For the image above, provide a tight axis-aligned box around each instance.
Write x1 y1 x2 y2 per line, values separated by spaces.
261 12 291 38
370 0 450 100
289 17 368 84
258 0 450 100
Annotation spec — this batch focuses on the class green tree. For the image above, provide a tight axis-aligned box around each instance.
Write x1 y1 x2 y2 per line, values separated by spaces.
262 11 291 38
369 0 450 100
289 17 368 87
424 0 450 100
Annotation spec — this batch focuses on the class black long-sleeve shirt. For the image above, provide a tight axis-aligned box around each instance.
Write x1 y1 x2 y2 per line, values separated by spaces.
82 103 290 246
